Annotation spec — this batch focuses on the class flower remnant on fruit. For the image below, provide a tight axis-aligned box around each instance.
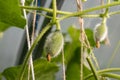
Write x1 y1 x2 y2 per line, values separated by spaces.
94 23 108 48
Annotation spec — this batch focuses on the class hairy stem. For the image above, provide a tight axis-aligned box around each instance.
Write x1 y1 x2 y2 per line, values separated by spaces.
20 2 120 17
52 0 57 23
20 6 72 15
109 10 120 16
62 48 66 80
18 23 52 80
84 68 120 79
101 73 120 79
20 0 35 80
27 10 120 19
26 10 54 19
86 57 99 80
76 0 84 79
59 2 120 20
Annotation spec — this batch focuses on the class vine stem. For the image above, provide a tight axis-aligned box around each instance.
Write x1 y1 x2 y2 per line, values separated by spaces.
20 0 31 52
76 0 84 80
18 23 52 80
86 73 120 79
52 0 57 23
104 0 110 15
84 68 120 79
20 5 72 15
26 9 120 19
86 57 99 80
52 0 66 80
31 0 37 43
109 10 120 16
20 0 35 80
101 73 120 79
62 48 66 80
26 10 54 19
59 1 120 20
20 1 120 16
28 0 38 80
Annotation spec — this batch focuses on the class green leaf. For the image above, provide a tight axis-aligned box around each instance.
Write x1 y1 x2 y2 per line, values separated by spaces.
33 59 58 80
85 29 96 47
68 25 80 42
0 0 26 32
2 59 58 80
66 47 94 80
66 47 81 80
64 26 96 80
68 25 95 47
2 66 21 80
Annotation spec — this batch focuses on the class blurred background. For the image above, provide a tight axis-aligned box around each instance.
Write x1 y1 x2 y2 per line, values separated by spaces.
0 0 120 74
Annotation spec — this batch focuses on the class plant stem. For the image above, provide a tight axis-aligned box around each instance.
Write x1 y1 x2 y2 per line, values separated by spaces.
104 0 110 16
109 10 120 16
80 42 84 80
91 51 100 70
26 10 54 19
84 68 120 79
20 2 120 17
27 10 120 19
56 20 61 30
20 6 72 15
101 73 120 79
86 57 99 80
62 48 66 80
52 0 57 23
31 1 37 43
59 2 120 20
29 56 35 80
18 23 52 80
21 0 35 80
20 0 31 54
99 68 120 73
29 0 38 79
76 0 84 79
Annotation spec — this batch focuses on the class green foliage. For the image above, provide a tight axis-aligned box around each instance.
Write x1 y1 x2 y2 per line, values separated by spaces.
65 26 95 80
2 66 21 80
68 26 80 42
50 26 95 80
66 47 93 80
0 0 26 32
33 59 58 80
85 29 96 47
2 59 58 80
1 26 95 80
68 25 95 47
